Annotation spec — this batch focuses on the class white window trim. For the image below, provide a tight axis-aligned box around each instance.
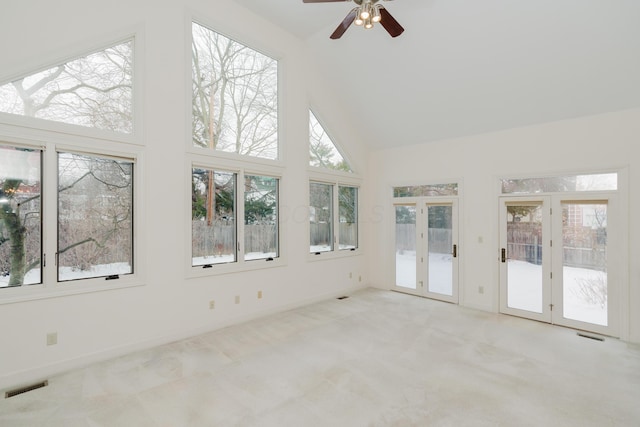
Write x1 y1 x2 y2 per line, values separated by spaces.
308 171 362 262
185 156 286 278
0 133 146 306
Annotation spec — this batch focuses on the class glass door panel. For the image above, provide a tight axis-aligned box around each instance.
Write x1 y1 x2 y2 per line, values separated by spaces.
560 201 608 326
500 197 551 323
427 205 453 296
506 202 544 313
395 205 416 289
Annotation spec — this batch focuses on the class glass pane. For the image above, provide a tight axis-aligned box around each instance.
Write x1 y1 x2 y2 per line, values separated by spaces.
501 173 617 194
58 153 133 281
428 205 453 296
393 183 458 198
244 175 278 261
192 169 236 266
309 111 351 172
0 145 42 287
309 182 333 253
338 186 357 250
562 202 608 326
0 41 133 133
506 204 543 313
395 206 416 289
192 23 278 160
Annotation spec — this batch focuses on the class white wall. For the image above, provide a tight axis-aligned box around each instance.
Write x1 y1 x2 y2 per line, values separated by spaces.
367 108 640 343
0 0 368 390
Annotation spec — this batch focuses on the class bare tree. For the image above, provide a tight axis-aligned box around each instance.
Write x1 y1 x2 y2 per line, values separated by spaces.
0 41 133 133
192 23 278 159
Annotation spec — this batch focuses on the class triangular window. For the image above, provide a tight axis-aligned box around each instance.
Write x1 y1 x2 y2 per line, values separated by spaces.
0 40 134 134
309 110 352 172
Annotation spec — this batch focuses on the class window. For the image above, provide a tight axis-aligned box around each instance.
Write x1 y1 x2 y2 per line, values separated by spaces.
338 185 358 250
1 144 137 290
0 145 42 287
309 182 358 254
0 40 133 134
192 22 278 160
501 173 618 194
191 167 280 268
393 183 458 198
1 37 139 296
309 110 351 172
244 175 278 261
57 152 133 281
192 169 236 266
310 182 333 253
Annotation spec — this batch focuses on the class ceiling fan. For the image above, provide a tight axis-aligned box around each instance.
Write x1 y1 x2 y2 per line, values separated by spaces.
303 0 404 39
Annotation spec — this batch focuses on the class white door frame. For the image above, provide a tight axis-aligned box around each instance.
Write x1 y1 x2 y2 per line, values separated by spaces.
393 198 459 304
499 193 621 337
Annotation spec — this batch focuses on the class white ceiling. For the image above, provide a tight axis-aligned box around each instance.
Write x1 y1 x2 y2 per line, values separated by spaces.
234 0 640 150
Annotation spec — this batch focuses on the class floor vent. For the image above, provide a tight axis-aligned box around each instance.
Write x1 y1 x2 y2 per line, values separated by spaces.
5 380 48 399
336 296 349 300
577 332 605 342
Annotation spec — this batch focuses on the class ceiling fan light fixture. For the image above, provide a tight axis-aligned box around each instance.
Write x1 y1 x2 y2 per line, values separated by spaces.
372 5 382 23
309 0 404 40
364 17 373 29
359 4 371 20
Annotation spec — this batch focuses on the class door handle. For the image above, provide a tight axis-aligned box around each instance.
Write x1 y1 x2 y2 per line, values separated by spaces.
501 248 506 263
452 244 457 258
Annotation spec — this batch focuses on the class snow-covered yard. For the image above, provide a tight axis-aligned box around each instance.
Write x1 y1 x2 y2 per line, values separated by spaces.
396 252 607 326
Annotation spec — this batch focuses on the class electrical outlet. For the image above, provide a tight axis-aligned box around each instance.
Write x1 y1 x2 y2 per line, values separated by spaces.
479 286 484 294
235 295 240 304
209 300 215 310
46 332 57 346
349 272 352 279
359 275 362 282
257 290 263 299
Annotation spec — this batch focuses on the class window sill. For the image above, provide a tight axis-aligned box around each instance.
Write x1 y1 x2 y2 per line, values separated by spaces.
187 257 286 279
307 248 362 262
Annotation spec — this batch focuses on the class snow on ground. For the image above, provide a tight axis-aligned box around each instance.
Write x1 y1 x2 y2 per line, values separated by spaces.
0 263 132 287
396 252 606 326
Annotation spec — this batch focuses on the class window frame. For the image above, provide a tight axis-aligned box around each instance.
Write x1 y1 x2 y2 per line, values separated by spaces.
56 150 136 283
0 31 144 304
0 135 145 305
308 171 362 261
186 155 285 278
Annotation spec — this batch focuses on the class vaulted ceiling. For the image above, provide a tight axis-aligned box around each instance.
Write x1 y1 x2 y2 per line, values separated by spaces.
234 0 640 150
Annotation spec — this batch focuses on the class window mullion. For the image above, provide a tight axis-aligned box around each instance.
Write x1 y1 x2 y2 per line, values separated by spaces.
44 145 58 286
333 182 339 251
237 170 246 264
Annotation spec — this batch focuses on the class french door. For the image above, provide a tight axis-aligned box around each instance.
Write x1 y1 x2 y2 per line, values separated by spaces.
499 194 619 336
395 199 459 303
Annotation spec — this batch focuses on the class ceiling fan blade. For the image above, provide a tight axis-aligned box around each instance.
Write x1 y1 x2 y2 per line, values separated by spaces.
330 8 358 39
303 0 349 3
379 6 405 38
